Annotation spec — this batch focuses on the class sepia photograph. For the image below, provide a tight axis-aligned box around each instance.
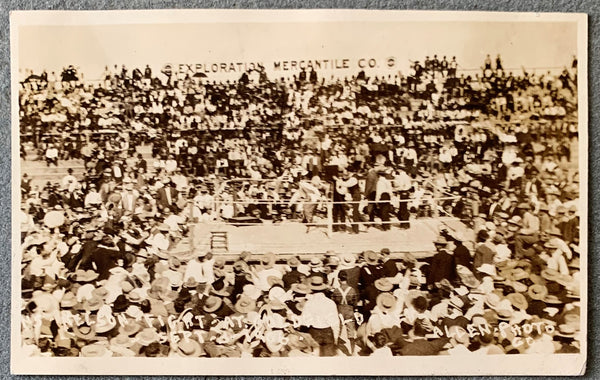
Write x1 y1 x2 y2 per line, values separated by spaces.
10 9 587 375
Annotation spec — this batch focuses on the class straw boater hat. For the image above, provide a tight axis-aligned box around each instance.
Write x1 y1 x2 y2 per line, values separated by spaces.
168 256 182 271
374 278 394 292
456 266 481 289
72 323 97 341
109 344 136 358
92 286 109 301
261 252 277 269
376 293 397 312
541 268 566 283
157 223 170 233
484 292 503 309
176 337 204 357
506 293 528 311
326 256 340 267
242 284 262 300
119 320 143 336
308 276 328 291
80 343 109 357
363 250 380 266
110 333 136 349
494 299 514 321
339 253 357 267
448 293 466 311
135 328 160 346
528 273 546 286
555 324 578 339
290 283 311 295
162 270 184 289
80 295 104 312
309 257 322 268
183 277 199 289
286 256 301 268
125 305 144 319
147 277 178 302
202 295 223 313
507 215 521 226
495 211 510 220
73 269 100 283
504 280 528 293
60 292 78 308
127 288 146 304
506 268 529 282
94 309 117 334
234 295 257 314
478 263 497 277
543 294 564 305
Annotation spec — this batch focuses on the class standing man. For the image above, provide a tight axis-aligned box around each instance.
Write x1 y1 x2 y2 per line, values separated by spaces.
334 169 362 234
157 179 180 212
394 167 412 229
375 168 394 231
120 179 139 213
331 174 347 232
290 175 326 233
364 163 380 224
300 277 340 356
45 143 59 167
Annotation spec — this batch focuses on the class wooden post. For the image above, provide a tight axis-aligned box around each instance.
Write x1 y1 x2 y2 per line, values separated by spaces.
432 180 440 218
327 201 333 238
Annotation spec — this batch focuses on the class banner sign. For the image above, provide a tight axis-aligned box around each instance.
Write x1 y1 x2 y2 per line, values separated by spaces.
163 56 399 76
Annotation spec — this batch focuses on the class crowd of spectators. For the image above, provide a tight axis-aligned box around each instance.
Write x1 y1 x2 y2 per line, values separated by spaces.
19 54 581 357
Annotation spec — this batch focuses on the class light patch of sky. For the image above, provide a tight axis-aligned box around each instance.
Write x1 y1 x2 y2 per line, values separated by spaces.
18 21 577 80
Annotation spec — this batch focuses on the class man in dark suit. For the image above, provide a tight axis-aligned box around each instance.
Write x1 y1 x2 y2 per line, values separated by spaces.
335 169 363 234
426 236 456 289
136 153 147 174
156 180 179 212
364 164 379 223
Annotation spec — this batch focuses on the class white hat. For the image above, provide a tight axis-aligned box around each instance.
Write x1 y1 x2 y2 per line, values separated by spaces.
478 263 497 277
76 284 96 303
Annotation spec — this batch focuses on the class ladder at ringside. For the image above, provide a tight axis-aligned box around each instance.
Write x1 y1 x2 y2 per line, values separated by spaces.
210 231 229 252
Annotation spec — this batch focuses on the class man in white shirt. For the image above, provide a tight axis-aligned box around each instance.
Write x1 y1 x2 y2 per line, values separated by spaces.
165 154 178 173
183 251 215 293
193 187 214 216
45 144 59 167
514 203 540 259
120 180 138 212
84 184 103 208
145 224 170 254
163 207 185 234
290 176 325 233
60 168 78 190
300 277 340 356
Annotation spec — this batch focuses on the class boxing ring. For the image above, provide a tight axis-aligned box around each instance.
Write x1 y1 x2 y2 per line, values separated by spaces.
182 177 467 258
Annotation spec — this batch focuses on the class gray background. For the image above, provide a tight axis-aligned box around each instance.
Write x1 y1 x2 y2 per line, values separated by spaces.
0 0 596 378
